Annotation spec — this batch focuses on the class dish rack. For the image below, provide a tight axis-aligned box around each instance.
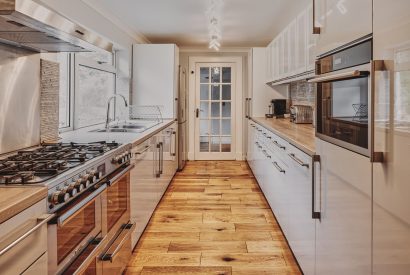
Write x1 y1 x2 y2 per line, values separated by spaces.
129 105 163 123
352 103 368 121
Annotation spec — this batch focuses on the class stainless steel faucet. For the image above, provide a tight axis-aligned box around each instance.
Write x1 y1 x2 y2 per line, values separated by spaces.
106 94 128 129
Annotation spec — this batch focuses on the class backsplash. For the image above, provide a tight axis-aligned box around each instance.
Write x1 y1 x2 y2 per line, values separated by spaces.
40 59 60 143
290 81 315 107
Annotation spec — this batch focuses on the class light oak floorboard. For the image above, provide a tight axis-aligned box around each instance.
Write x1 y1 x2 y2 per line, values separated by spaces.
126 161 300 274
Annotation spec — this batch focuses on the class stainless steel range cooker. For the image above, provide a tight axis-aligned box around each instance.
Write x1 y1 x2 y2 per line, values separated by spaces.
0 141 134 274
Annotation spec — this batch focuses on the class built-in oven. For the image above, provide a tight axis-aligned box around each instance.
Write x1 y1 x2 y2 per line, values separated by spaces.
309 39 373 156
100 163 135 275
48 182 107 275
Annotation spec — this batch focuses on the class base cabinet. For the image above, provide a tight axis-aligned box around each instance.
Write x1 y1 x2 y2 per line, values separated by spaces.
246 120 315 275
130 122 178 249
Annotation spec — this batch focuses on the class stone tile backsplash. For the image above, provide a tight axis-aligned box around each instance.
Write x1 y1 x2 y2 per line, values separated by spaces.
290 81 316 107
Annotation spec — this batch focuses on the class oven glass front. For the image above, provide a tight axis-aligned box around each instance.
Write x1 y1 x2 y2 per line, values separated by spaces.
57 202 96 264
317 77 369 150
107 173 129 231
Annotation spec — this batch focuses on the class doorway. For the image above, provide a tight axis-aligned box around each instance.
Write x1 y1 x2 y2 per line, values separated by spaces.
194 63 236 160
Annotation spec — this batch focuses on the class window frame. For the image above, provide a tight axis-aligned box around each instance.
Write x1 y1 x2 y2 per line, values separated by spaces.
58 51 118 132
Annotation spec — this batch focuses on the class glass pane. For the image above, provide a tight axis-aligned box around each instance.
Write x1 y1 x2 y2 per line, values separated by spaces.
211 102 220 118
211 67 221 83
200 68 209 83
211 137 220 152
200 137 210 152
200 120 209 135
222 119 231 135
221 137 232 152
200 102 209 118
200 85 209 100
211 119 220 135
107 173 128 231
222 102 231 117
211 85 220 100
77 51 113 64
222 85 231 100
222 67 231 83
76 66 115 128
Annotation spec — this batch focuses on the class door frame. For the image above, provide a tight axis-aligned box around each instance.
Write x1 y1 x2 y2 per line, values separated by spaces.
188 56 243 160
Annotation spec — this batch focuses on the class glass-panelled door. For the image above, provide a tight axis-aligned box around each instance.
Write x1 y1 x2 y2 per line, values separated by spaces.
195 63 236 160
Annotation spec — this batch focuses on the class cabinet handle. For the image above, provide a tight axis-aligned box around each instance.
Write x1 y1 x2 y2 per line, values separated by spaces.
0 213 55 257
156 143 162 178
245 98 249 118
288 153 309 168
312 155 321 219
312 0 321 34
273 140 286 150
255 142 262 149
262 150 272 159
370 60 393 163
273 161 285 173
170 131 177 156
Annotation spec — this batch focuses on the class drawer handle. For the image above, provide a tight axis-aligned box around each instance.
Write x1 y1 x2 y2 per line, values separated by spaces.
273 140 286 150
0 213 55 257
101 223 135 262
262 150 272 159
273 161 285 174
288 153 310 168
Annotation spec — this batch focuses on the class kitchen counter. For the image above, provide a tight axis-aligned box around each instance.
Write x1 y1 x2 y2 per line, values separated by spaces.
60 119 175 147
0 187 47 224
252 117 316 156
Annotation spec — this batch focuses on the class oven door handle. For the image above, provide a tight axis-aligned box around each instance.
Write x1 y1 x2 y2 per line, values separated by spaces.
108 164 135 187
101 222 135 263
57 183 107 226
0 213 55 257
308 70 369 83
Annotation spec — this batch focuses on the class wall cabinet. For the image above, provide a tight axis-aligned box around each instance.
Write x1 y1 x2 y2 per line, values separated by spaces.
266 4 318 83
130 122 178 248
314 0 372 57
247 120 315 274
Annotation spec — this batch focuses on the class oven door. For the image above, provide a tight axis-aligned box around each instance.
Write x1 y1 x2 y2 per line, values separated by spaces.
103 164 134 240
60 234 107 275
310 64 371 156
48 183 107 275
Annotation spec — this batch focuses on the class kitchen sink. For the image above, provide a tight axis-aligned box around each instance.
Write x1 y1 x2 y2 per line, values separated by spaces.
90 120 160 134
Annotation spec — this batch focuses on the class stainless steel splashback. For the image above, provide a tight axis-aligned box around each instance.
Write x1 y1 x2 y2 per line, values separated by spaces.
0 43 40 154
0 0 113 53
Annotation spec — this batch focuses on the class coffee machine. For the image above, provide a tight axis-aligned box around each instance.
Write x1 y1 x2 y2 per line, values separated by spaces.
266 99 286 118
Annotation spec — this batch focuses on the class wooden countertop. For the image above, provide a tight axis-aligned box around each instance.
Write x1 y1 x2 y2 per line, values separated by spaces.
0 187 47 224
252 117 316 156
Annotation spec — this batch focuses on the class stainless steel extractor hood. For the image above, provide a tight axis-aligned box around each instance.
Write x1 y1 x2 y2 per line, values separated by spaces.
0 0 113 53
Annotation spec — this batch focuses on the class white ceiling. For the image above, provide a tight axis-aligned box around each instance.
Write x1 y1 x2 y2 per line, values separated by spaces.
83 0 310 48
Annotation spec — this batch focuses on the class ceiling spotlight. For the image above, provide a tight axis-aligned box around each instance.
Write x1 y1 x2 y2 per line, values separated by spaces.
206 0 223 51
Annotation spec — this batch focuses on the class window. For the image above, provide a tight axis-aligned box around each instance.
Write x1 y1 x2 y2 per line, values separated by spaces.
73 52 116 129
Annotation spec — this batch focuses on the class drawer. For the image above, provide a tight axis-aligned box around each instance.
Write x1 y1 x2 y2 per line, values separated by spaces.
0 200 50 275
22 252 48 275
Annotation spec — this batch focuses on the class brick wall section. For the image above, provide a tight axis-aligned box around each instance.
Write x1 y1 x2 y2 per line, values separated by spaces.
290 81 316 107
40 59 59 143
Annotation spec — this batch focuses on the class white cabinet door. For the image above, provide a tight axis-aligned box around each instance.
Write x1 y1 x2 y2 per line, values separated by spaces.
272 38 279 81
286 147 315 275
283 28 290 78
131 138 157 248
306 3 317 71
277 33 285 79
315 0 372 56
315 139 371 275
288 19 297 77
296 10 307 75
373 1 410 273
266 43 273 82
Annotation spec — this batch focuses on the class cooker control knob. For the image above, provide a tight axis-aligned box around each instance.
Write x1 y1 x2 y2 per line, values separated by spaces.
66 184 78 197
81 175 91 188
112 156 121 164
51 191 70 204
74 179 85 192
87 172 97 183
95 170 103 179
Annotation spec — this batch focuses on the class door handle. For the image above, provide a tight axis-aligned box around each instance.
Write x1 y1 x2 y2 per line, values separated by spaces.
312 155 321 220
312 0 321 34
195 108 199 118
371 60 394 163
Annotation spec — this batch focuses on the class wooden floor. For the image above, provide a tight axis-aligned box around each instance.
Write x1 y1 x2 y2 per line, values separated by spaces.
126 161 301 275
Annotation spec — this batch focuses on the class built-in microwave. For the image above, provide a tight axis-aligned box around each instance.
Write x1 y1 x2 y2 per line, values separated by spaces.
309 39 372 156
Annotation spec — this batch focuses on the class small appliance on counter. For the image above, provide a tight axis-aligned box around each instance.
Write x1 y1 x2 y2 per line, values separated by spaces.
290 105 313 124
266 99 287 119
